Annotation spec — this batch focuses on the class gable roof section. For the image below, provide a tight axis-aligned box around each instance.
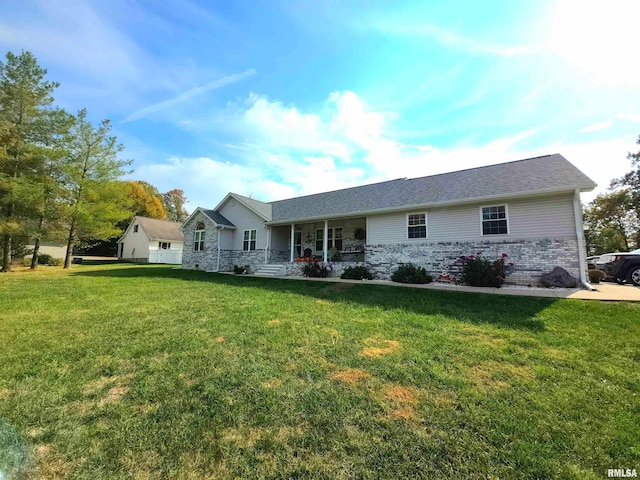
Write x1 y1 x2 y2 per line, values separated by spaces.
202 209 235 227
215 192 272 221
269 154 596 223
181 207 236 230
118 216 185 243
136 216 185 241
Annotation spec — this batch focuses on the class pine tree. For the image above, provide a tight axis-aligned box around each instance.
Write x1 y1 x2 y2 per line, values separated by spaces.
0 51 65 271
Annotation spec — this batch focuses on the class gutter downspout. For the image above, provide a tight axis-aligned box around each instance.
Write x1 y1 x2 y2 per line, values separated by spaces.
574 189 595 290
216 226 224 272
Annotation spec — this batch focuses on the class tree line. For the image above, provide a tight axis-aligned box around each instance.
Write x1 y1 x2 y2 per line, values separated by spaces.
0 50 188 272
584 136 640 255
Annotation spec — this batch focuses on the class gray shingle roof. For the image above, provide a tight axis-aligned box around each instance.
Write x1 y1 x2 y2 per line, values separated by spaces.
202 209 235 227
231 193 272 220
269 154 596 223
136 216 185 241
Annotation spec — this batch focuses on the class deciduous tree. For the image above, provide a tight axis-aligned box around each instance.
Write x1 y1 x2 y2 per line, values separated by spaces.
611 134 640 248
60 109 132 268
162 188 189 222
124 180 166 220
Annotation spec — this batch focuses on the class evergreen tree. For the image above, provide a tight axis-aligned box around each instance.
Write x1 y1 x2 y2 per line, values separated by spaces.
0 50 66 271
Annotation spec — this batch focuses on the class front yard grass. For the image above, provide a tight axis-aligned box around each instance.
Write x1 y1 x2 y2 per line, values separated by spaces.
0 263 638 479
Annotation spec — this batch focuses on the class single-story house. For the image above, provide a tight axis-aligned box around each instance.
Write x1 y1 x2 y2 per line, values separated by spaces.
180 154 597 285
117 216 184 264
24 241 67 261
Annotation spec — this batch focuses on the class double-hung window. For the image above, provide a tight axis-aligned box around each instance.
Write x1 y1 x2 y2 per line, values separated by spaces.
243 229 257 251
194 222 205 251
316 229 324 252
316 228 343 251
481 205 508 235
407 213 427 239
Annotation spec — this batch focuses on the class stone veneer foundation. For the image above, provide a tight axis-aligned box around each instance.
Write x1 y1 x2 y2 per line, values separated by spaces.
365 238 582 285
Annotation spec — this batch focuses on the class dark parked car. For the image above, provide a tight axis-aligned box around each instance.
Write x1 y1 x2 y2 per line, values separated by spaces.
596 249 640 286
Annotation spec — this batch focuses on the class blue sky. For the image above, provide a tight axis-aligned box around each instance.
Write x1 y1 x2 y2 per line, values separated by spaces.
1 0 639 210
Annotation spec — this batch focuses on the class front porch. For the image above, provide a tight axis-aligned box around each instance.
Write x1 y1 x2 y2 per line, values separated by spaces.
268 217 367 265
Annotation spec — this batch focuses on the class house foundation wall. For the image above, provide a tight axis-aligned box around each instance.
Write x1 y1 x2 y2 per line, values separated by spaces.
284 261 369 278
218 250 267 273
365 237 580 285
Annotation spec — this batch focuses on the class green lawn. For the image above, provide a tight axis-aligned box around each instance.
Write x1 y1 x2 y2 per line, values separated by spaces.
0 263 638 479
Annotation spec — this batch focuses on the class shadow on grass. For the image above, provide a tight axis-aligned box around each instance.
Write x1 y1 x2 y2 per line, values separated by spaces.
71 265 554 331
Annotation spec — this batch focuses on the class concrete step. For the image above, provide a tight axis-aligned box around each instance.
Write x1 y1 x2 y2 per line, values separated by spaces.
254 264 286 276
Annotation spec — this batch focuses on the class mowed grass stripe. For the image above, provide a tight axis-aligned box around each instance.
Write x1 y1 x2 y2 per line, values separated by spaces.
0 263 638 479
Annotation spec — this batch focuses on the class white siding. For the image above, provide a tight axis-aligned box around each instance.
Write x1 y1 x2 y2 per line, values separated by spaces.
219 229 233 250
26 242 67 259
148 240 183 251
218 199 268 251
368 194 576 244
119 221 151 259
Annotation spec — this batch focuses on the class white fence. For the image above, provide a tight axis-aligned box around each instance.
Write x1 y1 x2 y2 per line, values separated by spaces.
148 250 182 264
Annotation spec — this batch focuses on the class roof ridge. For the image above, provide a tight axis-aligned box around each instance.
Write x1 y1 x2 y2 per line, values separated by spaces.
269 177 408 205
268 154 560 204
135 215 182 225
407 154 559 182
229 192 270 205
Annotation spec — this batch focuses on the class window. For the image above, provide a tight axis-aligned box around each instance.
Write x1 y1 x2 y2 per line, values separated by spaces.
159 242 170 250
407 213 427 238
316 229 323 252
194 222 205 251
333 228 343 250
481 205 508 235
133 224 138 233
317 228 343 251
294 232 302 257
243 229 257 251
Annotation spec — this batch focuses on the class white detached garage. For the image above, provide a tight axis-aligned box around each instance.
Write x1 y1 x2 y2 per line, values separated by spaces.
117 216 184 264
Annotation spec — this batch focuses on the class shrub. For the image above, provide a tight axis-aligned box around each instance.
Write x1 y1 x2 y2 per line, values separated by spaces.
340 265 373 280
588 269 606 283
301 262 329 278
37 253 53 265
390 263 433 284
327 247 341 261
459 253 513 288
233 265 246 274
48 257 63 266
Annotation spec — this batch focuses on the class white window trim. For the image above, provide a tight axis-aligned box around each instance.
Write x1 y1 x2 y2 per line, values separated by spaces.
406 212 428 240
479 204 510 236
243 229 257 251
315 227 343 251
194 227 205 251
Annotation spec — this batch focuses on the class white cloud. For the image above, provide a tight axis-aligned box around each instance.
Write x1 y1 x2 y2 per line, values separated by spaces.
547 0 640 86
578 121 612 133
370 21 539 57
617 113 640 123
0 1 162 109
133 90 635 212
124 69 256 122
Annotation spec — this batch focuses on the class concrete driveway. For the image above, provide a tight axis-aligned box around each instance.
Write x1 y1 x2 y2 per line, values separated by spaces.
564 282 640 302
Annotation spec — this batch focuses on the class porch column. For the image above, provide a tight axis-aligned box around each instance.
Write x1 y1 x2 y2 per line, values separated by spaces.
323 220 328 262
290 224 295 262
264 226 270 264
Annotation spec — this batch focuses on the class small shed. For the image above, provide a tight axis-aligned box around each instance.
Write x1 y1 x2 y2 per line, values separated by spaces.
117 216 184 264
